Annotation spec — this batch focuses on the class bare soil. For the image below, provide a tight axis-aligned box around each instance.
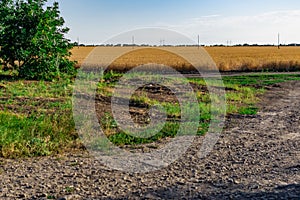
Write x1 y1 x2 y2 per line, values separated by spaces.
0 81 299 199
0 96 67 116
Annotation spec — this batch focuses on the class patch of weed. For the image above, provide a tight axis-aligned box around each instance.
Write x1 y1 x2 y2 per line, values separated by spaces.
238 106 258 115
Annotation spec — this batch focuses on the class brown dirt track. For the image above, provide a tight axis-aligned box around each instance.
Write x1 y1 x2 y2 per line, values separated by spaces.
0 80 299 199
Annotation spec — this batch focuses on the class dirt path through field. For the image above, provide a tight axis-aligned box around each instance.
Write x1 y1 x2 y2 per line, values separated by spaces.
0 81 299 199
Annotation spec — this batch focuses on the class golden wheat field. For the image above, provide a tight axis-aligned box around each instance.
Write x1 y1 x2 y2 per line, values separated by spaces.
70 46 300 72
205 46 300 71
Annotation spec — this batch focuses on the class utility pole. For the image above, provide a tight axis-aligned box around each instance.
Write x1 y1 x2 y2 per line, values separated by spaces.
159 39 165 46
132 36 135 49
278 33 280 49
198 35 200 49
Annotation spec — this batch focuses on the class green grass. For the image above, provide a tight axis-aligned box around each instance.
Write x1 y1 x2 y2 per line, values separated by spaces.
0 73 300 157
0 79 78 158
65 186 75 193
238 106 259 115
4 80 73 98
47 195 56 199
108 122 180 146
0 111 76 158
222 74 300 86
103 74 300 146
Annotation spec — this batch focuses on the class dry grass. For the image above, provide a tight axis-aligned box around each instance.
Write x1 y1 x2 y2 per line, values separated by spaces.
70 46 300 72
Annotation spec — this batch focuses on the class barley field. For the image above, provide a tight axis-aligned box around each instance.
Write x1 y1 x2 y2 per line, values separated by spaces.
70 46 300 72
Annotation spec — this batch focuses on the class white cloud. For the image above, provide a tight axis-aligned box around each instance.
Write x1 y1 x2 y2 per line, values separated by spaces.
167 10 300 45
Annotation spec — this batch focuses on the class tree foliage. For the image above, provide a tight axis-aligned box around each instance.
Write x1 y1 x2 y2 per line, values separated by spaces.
0 0 76 80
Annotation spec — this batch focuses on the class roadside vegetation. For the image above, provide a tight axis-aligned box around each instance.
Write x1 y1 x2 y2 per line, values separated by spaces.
97 73 300 146
0 0 78 158
0 79 79 158
1 73 300 158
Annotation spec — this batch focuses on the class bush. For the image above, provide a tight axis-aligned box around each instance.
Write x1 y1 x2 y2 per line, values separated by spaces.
0 0 76 80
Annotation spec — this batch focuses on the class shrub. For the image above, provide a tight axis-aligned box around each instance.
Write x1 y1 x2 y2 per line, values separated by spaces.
0 0 76 80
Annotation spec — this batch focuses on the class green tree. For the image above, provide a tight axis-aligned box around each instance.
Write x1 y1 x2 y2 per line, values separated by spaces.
0 0 76 80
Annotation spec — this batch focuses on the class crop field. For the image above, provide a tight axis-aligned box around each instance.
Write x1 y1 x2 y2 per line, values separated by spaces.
70 46 95 67
71 46 300 72
206 46 300 71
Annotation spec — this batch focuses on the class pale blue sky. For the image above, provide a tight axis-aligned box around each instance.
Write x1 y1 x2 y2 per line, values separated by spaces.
49 0 300 45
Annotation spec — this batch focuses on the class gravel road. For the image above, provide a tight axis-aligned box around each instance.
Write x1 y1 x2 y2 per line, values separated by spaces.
0 81 299 199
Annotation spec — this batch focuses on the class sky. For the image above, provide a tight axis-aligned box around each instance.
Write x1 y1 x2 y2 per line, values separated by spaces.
48 0 300 45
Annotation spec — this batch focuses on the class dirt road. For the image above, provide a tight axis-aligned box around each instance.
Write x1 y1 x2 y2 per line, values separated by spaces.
0 81 299 199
